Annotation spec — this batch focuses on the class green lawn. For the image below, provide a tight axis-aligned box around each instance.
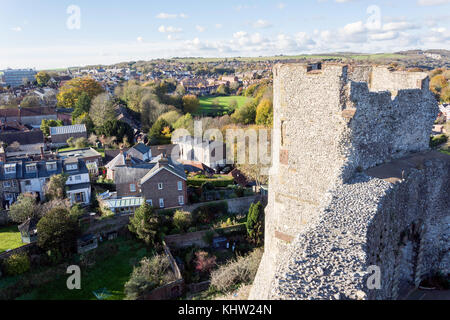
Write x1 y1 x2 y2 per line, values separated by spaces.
0 226 23 253
197 96 250 117
18 237 153 300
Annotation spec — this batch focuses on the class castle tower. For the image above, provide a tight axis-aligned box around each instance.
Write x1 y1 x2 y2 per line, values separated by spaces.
250 63 448 300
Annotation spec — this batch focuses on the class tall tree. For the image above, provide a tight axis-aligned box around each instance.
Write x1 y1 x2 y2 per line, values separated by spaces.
72 92 91 121
9 194 38 224
36 71 51 87
89 93 116 127
44 174 68 201
128 202 160 246
182 95 200 114
57 77 104 109
37 207 80 258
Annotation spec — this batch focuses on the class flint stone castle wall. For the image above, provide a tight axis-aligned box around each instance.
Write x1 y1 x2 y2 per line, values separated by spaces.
250 63 448 300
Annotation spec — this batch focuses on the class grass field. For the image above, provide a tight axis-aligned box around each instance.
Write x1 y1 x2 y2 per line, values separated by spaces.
0 226 23 253
197 95 250 117
18 237 152 300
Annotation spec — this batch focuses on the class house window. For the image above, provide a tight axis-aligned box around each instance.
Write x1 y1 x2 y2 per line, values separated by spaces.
178 181 183 191
66 164 78 171
75 175 82 181
159 198 165 208
147 199 153 207
4 164 16 174
74 192 85 203
3 181 11 188
178 196 184 205
25 164 37 173
158 183 163 190
25 180 31 186
130 184 136 192
46 162 57 172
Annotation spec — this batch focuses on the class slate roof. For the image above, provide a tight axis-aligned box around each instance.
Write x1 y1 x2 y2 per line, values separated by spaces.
0 158 89 181
113 165 156 184
0 130 44 145
131 142 150 155
140 159 186 184
50 124 86 136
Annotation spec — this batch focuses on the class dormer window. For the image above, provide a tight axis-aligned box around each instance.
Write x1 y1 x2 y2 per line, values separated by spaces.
66 164 78 171
25 164 37 173
4 164 16 174
46 162 57 172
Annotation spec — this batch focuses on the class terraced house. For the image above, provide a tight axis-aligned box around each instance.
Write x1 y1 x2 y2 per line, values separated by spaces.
0 157 91 207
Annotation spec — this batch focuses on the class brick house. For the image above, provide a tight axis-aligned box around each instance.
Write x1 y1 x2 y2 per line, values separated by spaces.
113 158 187 209
140 158 187 209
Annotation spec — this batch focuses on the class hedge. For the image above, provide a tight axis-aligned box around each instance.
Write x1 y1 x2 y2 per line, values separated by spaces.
187 177 234 188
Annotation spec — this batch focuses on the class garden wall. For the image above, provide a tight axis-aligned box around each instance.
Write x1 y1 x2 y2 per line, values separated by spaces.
0 243 37 263
183 195 260 215
138 242 185 300
164 224 246 249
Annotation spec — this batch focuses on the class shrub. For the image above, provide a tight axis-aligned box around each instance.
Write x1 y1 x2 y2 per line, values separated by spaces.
173 210 193 233
430 134 448 148
194 251 217 274
210 248 263 293
246 202 264 245
124 254 177 300
4 253 31 276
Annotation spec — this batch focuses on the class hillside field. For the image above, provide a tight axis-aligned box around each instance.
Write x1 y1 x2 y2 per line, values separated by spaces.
197 95 250 116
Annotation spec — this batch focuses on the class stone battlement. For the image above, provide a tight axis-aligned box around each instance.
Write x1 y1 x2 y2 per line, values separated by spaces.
250 63 449 300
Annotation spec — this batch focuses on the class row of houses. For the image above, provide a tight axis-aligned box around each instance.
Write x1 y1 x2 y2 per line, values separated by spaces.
0 157 91 208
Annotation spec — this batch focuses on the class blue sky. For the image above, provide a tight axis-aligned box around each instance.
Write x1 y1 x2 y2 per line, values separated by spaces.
1 0 450 69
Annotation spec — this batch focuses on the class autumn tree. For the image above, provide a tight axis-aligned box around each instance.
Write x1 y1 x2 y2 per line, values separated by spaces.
255 99 273 126
148 118 172 145
36 71 51 87
89 93 116 127
182 95 200 114
57 77 104 109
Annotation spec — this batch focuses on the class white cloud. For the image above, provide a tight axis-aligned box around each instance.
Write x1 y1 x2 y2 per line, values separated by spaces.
158 25 183 33
137 36 144 43
196 25 206 32
253 19 273 29
382 21 419 31
156 13 188 19
215 24 223 29
11 26 22 32
369 31 398 41
277 2 286 9
417 0 450 6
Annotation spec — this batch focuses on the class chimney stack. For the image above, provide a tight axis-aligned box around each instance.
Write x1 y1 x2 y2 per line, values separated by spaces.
40 146 45 160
